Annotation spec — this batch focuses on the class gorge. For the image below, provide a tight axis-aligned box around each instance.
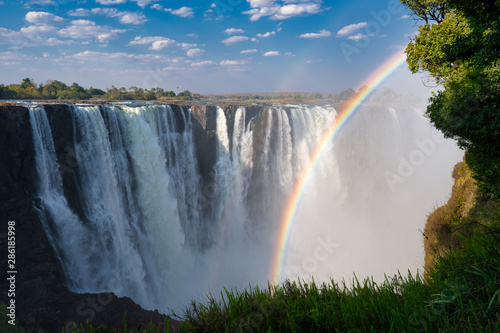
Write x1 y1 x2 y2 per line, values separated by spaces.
0 94 462 331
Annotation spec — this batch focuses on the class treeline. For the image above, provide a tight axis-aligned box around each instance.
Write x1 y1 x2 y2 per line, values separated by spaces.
205 89 356 103
0 78 199 101
0 78 360 103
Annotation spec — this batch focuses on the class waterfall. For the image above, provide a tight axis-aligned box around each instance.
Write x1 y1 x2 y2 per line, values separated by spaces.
28 102 462 313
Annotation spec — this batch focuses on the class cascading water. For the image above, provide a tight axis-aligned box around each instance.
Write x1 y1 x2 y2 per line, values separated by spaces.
28 98 462 313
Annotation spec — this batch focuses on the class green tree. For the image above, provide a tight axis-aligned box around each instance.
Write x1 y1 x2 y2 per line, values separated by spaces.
143 90 156 100
0 85 15 99
106 85 123 100
87 86 106 96
400 0 450 24
339 88 355 101
403 0 500 197
177 90 192 100
42 80 68 99
70 82 86 93
20 78 36 90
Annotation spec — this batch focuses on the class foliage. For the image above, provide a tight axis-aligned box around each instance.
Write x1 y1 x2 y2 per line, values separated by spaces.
0 78 189 101
0 79 362 104
400 0 450 23
424 160 500 272
181 274 431 332
404 0 500 198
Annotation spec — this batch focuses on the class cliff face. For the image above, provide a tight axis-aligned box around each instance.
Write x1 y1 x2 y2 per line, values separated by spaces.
189 104 261 184
0 103 257 332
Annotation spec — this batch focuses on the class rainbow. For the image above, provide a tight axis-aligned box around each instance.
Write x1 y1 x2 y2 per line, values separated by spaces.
270 50 408 286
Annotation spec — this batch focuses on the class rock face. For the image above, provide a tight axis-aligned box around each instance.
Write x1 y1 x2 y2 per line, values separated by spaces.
0 103 258 332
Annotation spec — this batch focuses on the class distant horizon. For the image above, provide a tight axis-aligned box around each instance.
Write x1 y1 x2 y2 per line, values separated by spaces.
0 78 430 99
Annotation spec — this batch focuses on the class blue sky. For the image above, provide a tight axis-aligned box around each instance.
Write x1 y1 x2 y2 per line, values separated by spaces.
0 0 431 95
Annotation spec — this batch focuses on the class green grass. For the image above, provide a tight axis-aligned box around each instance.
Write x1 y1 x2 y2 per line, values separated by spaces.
178 231 499 332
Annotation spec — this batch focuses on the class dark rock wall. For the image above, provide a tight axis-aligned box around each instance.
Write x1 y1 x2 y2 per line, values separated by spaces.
189 104 218 186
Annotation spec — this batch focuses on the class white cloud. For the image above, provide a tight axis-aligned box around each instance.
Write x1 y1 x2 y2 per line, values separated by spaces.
23 0 56 7
0 52 33 63
347 33 367 40
119 12 148 24
68 8 147 25
243 0 323 21
45 37 68 45
263 50 279 56
283 51 295 56
0 51 33 67
187 33 198 38
336 22 367 37
251 37 258 42
181 42 197 49
204 9 214 18
170 7 194 18
152 5 194 18
401 14 410 19
305 59 322 64
20 25 57 36
58 20 126 43
220 60 246 66
241 49 257 54
225 28 245 35
186 48 204 57
243 6 280 22
299 29 331 38
0 27 28 47
132 0 158 8
69 50 169 63
257 31 276 38
222 35 249 45
150 39 177 50
128 36 196 51
0 25 70 48
95 0 127 4
129 36 167 45
68 8 92 17
25 11 64 25
91 8 148 25
191 60 216 67
272 3 322 20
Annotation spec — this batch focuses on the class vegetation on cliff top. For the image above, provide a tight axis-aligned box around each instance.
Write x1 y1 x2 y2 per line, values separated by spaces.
404 0 500 198
0 78 378 105
0 79 196 101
